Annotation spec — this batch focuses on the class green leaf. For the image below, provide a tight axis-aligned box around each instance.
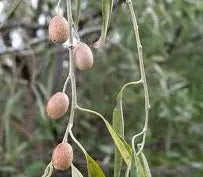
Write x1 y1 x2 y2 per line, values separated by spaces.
93 0 114 48
130 151 138 177
69 130 106 177
140 153 152 177
71 164 84 177
113 107 124 177
130 151 151 177
86 154 106 177
75 106 131 168
136 157 146 177
104 120 132 166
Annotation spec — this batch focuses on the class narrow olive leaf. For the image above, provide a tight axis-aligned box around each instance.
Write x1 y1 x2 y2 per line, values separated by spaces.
140 153 152 177
86 154 106 177
104 119 132 166
93 0 114 48
130 151 138 177
113 107 124 177
71 164 84 177
69 130 106 177
76 106 131 168
135 156 147 177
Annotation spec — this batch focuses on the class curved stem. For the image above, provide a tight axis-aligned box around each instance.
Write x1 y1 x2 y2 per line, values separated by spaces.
69 129 87 155
41 162 53 177
76 105 106 122
62 74 70 93
118 80 143 100
127 0 150 156
62 0 77 143
116 80 143 142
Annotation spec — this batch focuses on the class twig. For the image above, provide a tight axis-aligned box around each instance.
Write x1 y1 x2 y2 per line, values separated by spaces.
56 0 62 15
62 74 71 93
126 0 150 156
62 0 77 143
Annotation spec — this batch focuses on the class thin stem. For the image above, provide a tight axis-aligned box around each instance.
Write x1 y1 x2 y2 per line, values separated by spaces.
62 74 71 93
73 24 81 42
41 162 53 177
56 0 62 15
132 128 147 153
127 0 150 156
125 166 130 177
118 80 143 99
117 80 142 140
76 105 106 122
62 0 77 143
69 129 87 155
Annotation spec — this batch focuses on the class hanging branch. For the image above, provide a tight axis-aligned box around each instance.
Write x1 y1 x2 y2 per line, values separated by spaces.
62 0 78 143
126 0 150 156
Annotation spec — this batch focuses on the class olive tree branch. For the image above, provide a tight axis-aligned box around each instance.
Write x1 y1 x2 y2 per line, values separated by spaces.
62 74 71 93
62 0 78 143
126 0 150 156
69 129 87 155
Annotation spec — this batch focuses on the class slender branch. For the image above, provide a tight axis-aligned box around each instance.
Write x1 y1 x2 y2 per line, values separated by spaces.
69 129 87 155
62 74 71 93
76 105 106 123
62 0 77 143
56 0 62 15
118 80 143 99
41 162 53 177
126 0 150 156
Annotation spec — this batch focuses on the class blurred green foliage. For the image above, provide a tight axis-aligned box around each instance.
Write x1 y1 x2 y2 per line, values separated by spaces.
0 0 203 176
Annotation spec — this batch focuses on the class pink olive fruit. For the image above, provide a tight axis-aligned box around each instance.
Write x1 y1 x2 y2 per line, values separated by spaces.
46 92 69 119
73 42 94 71
48 15 69 43
52 143 73 170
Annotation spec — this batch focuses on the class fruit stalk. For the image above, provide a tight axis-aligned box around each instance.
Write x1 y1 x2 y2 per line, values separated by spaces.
62 0 77 143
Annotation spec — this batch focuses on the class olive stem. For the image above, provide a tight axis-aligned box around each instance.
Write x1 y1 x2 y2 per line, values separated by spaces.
62 74 70 93
41 162 53 177
56 0 62 15
42 0 77 175
126 0 150 156
62 0 78 144
69 129 87 155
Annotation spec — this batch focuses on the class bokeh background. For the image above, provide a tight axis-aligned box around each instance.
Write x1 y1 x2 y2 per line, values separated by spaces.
0 0 203 177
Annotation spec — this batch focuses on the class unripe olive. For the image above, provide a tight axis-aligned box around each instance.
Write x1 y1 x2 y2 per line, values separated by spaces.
46 92 69 119
52 143 73 170
48 15 69 43
73 42 94 71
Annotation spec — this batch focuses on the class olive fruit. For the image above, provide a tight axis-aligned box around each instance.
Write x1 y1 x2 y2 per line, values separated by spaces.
52 143 73 170
73 42 94 71
48 15 69 43
46 92 69 119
